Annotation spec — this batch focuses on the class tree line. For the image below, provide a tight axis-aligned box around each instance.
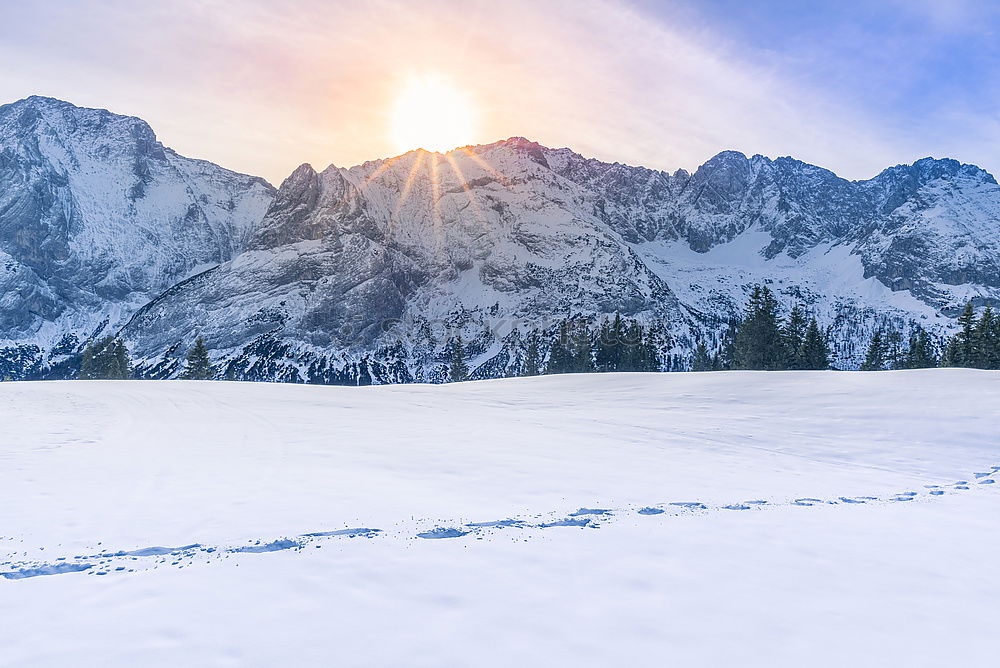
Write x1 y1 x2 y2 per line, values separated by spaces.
78 335 215 380
860 301 1000 370
69 293 1000 383
691 285 830 371
445 313 664 382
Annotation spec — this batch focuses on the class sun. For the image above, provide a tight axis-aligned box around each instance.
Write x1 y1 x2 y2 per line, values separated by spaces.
391 74 477 154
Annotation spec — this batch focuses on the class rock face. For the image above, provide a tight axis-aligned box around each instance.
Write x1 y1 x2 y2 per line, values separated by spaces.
0 96 274 375
2 98 999 381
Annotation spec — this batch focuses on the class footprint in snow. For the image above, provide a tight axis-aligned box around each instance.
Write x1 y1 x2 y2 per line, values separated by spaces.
466 519 524 528
669 502 707 510
121 544 201 557
416 527 470 539
568 508 612 517
1 562 93 580
301 528 380 538
978 479 995 485
637 507 665 515
230 539 299 553
793 498 824 506
537 518 591 528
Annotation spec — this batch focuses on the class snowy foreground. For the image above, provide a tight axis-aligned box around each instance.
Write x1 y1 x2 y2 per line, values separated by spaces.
2 371 999 667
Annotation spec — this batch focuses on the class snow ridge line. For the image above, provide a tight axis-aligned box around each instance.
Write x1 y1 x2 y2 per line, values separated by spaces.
3 466 998 581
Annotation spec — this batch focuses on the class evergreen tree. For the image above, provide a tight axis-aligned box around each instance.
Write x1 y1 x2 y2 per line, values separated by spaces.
691 341 713 371
944 301 978 367
902 326 938 369
798 318 830 370
716 320 739 370
991 307 1000 370
940 337 960 368
180 336 215 380
619 321 641 371
80 336 131 380
732 286 784 370
523 333 541 376
973 305 998 369
632 325 660 371
505 351 523 378
884 326 904 370
782 304 808 369
546 321 575 374
571 321 595 373
447 335 469 382
595 314 625 372
860 330 886 371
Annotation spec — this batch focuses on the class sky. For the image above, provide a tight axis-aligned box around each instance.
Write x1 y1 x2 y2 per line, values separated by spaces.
1 0 999 185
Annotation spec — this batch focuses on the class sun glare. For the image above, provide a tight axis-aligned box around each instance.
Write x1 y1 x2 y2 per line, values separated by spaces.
391 74 477 154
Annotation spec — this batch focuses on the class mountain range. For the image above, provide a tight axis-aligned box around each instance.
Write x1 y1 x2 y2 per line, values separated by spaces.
2 96 998 381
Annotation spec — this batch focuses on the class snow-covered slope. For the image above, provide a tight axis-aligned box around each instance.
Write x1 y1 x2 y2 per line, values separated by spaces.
121 138 1000 380
2 371 998 666
0 96 274 371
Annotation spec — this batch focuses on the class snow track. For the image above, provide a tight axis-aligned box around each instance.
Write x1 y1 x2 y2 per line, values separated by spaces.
3 463 996 580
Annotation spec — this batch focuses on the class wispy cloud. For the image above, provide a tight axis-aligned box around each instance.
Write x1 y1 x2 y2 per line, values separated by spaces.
0 0 992 182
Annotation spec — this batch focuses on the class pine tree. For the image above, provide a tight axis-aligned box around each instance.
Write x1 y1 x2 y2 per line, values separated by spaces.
945 301 978 367
632 324 660 371
545 321 575 374
571 321 595 373
991 308 1000 370
80 341 95 379
595 315 624 372
523 333 541 376
884 326 904 370
180 336 215 380
860 330 886 371
798 318 830 370
782 304 808 369
732 286 784 370
940 337 960 368
447 335 469 382
716 320 739 370
505 351 523 378
902 326 938 369
691 341 713 371
973 305 998 369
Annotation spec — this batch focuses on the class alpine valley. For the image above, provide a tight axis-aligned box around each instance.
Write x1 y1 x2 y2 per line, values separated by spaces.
2 96 999 382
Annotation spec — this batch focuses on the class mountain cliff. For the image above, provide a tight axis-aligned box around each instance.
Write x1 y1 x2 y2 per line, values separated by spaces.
0 96 274 375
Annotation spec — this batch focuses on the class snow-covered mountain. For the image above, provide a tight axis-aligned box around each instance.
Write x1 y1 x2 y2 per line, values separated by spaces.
2 97 999 380
0 96 274 375
120 138 1000 381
